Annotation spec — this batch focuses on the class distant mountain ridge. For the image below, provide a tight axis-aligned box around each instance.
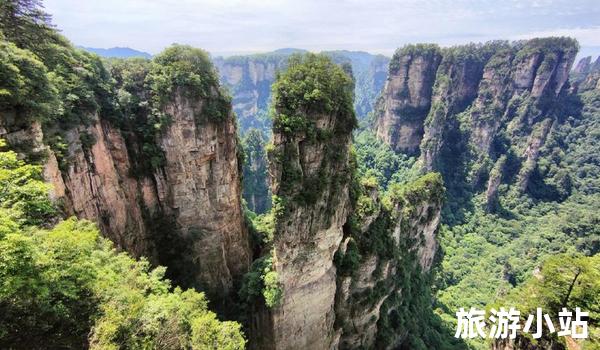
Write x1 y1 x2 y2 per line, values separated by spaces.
80 46 152 58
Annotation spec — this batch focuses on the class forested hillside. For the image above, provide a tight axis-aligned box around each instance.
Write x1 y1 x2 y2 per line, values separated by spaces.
365 41 600 349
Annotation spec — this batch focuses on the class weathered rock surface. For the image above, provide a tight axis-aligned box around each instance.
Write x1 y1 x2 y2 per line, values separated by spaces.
214 50 390 135
262 113 354 350
334 175 444 349
376 38 579 209
375 44 442 154
0 89 250 308
420 43 493 171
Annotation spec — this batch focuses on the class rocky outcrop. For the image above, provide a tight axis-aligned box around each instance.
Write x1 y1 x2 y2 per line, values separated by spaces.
263 102 354 350
573 56 592 75
375 44 442 154
244 54 447 350
156 92 250 298
573 56 600 92
420 43 495 170
333 174 444 349
572 55 600 82
468 38 576 193
0 61 251 309
214 50 390 136
248 54 355 350
375 38 579 209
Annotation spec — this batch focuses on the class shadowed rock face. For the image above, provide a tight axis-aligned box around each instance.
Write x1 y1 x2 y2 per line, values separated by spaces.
333 176 444 350
0 82 250 310
573 55 600 92
376 38 579 209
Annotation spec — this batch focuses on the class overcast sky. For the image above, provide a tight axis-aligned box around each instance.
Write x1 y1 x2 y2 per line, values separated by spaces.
44 0 600 57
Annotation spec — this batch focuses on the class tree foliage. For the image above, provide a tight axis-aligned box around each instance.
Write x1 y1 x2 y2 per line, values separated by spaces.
271 53 356 136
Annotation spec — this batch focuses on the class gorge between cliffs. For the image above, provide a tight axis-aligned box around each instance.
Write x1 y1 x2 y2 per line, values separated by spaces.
1 4 600 349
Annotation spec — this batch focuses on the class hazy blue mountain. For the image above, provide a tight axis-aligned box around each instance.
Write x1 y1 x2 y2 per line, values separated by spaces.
271 47 308 55
80 46 152 59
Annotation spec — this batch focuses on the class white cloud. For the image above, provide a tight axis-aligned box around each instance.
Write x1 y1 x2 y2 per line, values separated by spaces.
43 0 600 55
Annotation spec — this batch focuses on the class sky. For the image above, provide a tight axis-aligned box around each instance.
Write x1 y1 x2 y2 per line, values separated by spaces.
44 0 600 58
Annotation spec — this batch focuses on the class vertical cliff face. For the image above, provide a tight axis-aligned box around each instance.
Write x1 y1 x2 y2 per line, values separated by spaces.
420 44 494 171
214 50 390 137
375 44 442 154
0 45 251 308
258 54 356 350
573 55 600 92
375 38 579 209
333 174 444 349
155 91 250 298
470 39 576 195
572 55 600 81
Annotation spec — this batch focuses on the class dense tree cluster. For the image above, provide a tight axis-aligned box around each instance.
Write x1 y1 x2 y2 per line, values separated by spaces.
271 53 357 137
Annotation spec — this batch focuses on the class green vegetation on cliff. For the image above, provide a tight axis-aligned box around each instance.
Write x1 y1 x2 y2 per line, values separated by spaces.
335 159 466 349
149 44 232 124
372 39 599 350
1 0 232 173
241 128 271 214
437 82 600 332
269 53 356 214
271 53 356 137
0 140 246 349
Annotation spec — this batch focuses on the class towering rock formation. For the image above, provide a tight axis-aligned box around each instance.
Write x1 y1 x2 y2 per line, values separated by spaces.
375 38 579 209
420 43 495 171
573 55 592 75
247 53 446 350
214 49 390 136
573 55 600 91
0 45 251 308
375 44 442 154
257 53 356 350
572 55 600 81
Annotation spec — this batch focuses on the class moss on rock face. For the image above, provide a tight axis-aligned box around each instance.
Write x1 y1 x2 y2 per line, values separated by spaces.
104 45 235 176
388 44 442 75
